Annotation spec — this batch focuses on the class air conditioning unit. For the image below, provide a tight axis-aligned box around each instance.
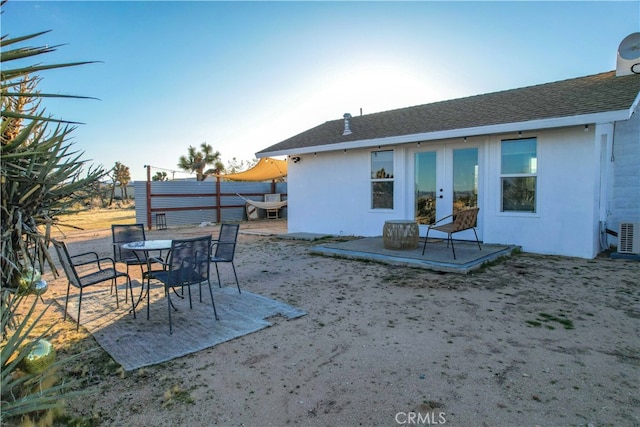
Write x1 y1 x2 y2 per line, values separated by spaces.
618 222 640 254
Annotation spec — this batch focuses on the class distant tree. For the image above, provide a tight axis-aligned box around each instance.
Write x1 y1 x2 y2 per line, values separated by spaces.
177 142 224 181
225 157 258 174
152 171 168 181
115 161 131 197
109 161 130 204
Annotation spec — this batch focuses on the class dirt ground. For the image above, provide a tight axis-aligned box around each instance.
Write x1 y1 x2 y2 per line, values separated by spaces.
32 216 640 426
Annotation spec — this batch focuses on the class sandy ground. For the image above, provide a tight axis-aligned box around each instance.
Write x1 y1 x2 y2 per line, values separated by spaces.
35 221 640 426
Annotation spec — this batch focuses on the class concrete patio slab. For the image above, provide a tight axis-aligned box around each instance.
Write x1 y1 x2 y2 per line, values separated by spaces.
277 232 333 241
310 237 519 274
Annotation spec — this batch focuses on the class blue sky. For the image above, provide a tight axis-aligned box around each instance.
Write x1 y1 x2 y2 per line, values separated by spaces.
3 1 639 181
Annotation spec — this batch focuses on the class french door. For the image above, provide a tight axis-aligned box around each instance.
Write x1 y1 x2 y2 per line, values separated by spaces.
414 146 480 237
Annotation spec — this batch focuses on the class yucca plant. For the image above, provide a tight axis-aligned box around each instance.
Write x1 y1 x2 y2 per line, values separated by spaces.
1 1 109 423
0 293 90 422
1 32 105 290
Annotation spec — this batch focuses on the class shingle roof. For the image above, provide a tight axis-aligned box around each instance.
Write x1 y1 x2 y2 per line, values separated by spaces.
257 71 640 155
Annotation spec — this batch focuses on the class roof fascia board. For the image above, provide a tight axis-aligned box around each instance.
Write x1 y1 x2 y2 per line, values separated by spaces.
256 108 634 158
630 91 640 116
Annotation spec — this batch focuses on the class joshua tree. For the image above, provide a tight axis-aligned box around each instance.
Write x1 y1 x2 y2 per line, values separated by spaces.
110 161 131 203
1 4 107 422
225 156 258 174
178 142 224 181
152 171 168 181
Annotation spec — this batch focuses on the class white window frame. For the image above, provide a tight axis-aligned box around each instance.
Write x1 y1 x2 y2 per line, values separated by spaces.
371 149 394 210
500 138 537 213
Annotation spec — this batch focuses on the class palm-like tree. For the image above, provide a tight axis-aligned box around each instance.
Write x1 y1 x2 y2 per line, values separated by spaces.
178 142 224 181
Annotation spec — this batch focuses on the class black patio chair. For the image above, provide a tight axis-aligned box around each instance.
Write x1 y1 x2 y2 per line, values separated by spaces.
149 235 218 334
52 239 135 330
210 223 241 294
112 223 165 297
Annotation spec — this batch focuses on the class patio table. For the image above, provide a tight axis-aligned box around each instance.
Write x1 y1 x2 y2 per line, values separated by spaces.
121 240 172 311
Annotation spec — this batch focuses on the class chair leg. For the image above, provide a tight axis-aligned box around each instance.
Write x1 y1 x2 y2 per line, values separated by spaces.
215 264 222 288
147 280 151 321
231 262 241 294
422 228 431 255
472 228 482 250
64 281 71 322
207 281 219 320
449 234 457 260
127 275 136 319
123 265 132 303
76 288 83 331
139 262 149 305
113 278 120 309
167 286 173 335
171 286 184 299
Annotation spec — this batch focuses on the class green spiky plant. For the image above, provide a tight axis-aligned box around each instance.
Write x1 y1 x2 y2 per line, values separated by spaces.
1 1 110 422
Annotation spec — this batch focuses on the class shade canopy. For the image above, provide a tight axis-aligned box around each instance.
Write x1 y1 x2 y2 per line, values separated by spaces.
217 157 287 182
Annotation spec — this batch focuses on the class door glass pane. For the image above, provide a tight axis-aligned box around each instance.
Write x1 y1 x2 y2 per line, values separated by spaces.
415 151 436 224
453 148 478 213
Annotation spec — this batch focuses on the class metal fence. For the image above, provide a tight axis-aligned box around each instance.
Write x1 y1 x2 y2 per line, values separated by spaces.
134 180 287 229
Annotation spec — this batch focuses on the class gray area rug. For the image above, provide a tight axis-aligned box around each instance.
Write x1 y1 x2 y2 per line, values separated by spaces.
55 282 306 371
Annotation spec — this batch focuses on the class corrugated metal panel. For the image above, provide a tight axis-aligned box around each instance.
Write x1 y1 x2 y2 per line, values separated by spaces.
134 181 147 225
134 181 287 228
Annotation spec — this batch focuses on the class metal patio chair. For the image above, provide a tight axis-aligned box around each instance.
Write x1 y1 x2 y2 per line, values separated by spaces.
112 223 165 296
210 223 241 294
149 235 218 334
52 239 135 330
422 207 481 260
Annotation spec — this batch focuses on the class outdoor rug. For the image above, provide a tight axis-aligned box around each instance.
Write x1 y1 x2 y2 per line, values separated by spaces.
52 282 306 371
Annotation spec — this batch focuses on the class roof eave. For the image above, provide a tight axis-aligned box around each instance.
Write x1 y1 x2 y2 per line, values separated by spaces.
256 108 634 158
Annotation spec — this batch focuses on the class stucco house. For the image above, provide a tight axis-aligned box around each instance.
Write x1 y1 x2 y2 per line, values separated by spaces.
257 55 640 258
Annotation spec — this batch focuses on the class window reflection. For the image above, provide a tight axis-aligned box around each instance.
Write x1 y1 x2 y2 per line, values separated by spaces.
372 150 394 209
501 138 537 212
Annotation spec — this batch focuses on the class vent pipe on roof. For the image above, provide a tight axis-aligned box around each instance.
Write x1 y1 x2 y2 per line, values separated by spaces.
343 113 352 136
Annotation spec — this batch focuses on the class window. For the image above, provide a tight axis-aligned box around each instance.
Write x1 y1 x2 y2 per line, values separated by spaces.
501 138 536 212
371 150 394 209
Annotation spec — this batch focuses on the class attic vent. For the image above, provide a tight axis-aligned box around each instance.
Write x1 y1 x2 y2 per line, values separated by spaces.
618 222 640 254
343 113 352 136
